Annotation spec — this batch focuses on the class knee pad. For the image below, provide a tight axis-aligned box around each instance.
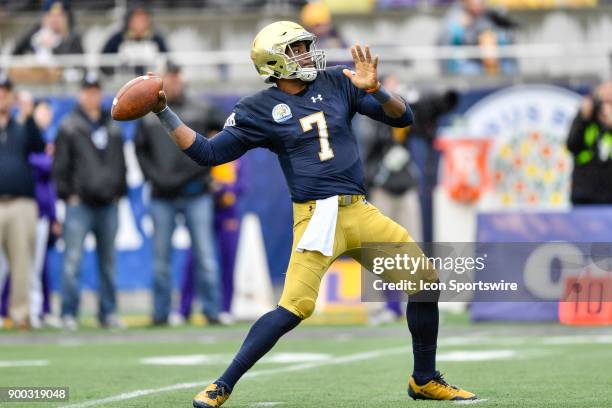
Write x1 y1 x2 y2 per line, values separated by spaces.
296 298 316 319
280 296 316 320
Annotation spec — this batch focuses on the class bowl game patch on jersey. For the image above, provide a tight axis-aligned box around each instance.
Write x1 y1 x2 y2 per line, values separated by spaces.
272 103 292 123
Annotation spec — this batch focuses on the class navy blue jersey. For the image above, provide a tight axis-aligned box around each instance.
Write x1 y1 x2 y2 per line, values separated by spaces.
184 65 413 202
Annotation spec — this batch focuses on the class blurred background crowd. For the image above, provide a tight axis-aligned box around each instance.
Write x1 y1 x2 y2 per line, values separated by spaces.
1 0 611 330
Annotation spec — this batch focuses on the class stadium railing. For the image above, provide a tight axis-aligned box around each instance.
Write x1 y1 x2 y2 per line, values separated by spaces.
0 42 610 92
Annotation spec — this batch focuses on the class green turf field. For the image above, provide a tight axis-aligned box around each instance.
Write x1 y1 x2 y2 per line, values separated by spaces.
1 316 611 408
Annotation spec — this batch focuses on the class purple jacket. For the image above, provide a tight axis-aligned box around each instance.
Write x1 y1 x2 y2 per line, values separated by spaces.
29 153 56 220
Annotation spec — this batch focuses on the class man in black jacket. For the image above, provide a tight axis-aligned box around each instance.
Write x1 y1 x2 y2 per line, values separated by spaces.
52 74 127 330
135 63 224 325
567 81 612 204
0 76 45 329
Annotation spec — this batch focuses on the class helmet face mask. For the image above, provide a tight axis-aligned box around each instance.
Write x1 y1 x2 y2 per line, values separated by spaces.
284 39 326 82
251 21 327 83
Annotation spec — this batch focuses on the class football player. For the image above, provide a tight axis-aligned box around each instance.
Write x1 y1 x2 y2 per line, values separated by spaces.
150 21 477 407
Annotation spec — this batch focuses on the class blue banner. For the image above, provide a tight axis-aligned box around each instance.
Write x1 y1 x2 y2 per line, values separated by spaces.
473 208 612 321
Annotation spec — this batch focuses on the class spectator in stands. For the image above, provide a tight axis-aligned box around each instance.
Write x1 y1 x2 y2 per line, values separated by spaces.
406 87 458 242
12 1 82 57
567 81 612 204
52 73 127 330
0 75 45 330
28 99 60 329
361 74 420 325
439 0 517 75
0 1 41 14
101 5 168 76
11 1 83 84
363 74 422 241
300 1 345 49
135 63 225 326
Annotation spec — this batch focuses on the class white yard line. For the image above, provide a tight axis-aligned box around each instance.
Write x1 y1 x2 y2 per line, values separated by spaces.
437 350 517 362
454 398 489 405
541 335 612 344
56 331 612 408
60 346 409 408
0 359 49 367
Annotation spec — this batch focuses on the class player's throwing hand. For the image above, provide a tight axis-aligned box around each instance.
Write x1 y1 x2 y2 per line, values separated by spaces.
342 44 379 91
152 90 167 113
147 72 167 113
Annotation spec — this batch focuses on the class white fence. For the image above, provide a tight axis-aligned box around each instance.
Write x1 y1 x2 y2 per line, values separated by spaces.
1 41 610 93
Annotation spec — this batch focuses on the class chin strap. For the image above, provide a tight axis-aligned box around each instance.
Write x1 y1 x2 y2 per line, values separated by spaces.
297 68 317 82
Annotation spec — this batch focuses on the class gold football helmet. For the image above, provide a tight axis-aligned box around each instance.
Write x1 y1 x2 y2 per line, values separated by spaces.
251 21 326 83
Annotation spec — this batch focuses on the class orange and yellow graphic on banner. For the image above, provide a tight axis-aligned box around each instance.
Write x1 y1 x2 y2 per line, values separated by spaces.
491 131 569 206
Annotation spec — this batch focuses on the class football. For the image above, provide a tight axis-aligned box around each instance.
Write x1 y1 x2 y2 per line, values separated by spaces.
111 73 163 121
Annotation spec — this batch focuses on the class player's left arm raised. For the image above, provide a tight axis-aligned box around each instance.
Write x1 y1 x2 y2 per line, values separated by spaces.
342 44 407 119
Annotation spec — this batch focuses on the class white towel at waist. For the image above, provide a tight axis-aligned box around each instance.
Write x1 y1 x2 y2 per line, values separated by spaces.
295 195 338 257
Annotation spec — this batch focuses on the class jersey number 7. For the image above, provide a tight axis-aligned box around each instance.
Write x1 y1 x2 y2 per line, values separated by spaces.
300 111 335 161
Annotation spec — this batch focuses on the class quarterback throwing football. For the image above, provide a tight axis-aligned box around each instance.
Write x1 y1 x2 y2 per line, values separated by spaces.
150 21 476 407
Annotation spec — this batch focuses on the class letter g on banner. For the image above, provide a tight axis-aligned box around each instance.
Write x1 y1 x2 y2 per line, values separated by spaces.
523 243 583 299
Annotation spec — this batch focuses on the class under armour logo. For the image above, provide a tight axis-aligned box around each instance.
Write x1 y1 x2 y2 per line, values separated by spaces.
311 94 323 103
224 112 236 127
